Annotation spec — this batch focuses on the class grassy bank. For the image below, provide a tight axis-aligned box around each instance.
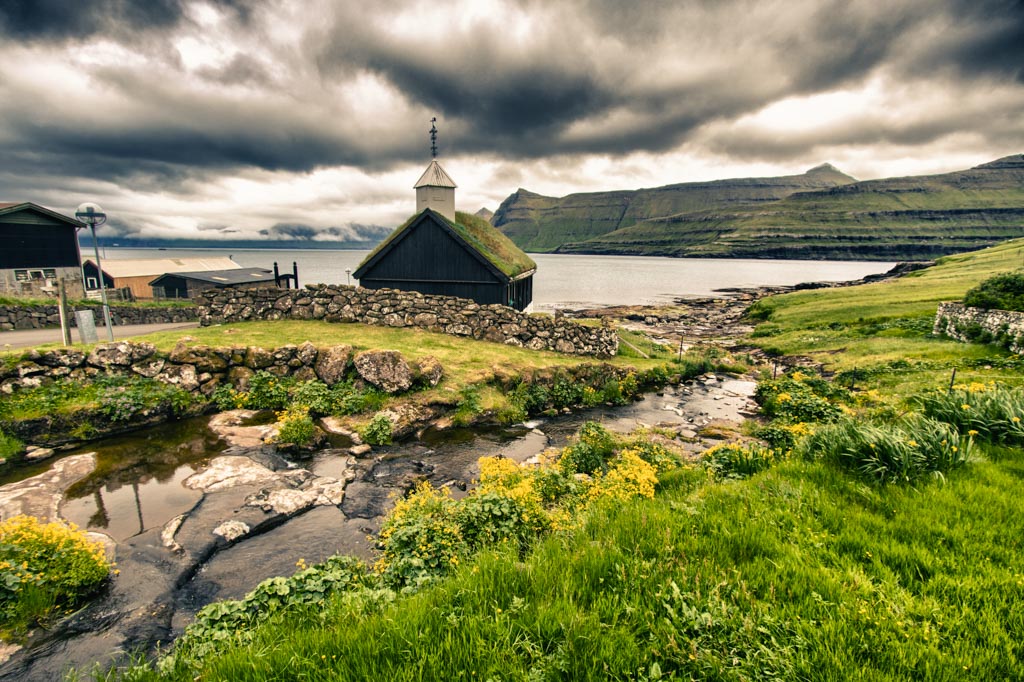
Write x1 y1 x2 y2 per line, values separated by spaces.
747 237 1024 399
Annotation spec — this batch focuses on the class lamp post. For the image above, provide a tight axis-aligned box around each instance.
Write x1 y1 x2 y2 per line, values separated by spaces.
75 202 114 341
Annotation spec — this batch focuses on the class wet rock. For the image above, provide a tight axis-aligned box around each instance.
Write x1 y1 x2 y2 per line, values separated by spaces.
23 445 55 462
213 520 250 542
349 444 372 457
354 350 413 393
208 411 275 448
320 417 361 442
161 514 186 553
0 453 96 521
245 488 321 515
413 356 444 387
341 482 396 519
315 344 354 385
184 455 281 493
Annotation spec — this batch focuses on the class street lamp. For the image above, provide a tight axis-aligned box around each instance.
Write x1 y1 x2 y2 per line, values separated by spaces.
75 202 114 341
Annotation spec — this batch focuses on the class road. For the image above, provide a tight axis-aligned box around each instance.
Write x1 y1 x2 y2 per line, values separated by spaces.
0 321 200 351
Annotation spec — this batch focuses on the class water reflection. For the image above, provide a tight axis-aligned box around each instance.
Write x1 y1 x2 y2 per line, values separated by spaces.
60 418 224 541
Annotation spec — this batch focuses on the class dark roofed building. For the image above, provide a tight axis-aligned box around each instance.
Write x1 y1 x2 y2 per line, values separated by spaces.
354 208 536 310
149 267 276 299
0 202 86 297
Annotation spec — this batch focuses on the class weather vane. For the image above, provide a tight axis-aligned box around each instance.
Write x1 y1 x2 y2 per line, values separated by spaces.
430 117 438 159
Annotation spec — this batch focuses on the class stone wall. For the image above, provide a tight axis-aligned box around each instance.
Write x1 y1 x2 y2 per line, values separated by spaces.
934 302 1024 353
196 285 619 358
0 303 198 331
1 340 393 398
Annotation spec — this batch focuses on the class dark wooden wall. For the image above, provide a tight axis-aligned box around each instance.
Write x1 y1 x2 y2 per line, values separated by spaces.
359 213 534 311
360 218 496 284
0 214 79 269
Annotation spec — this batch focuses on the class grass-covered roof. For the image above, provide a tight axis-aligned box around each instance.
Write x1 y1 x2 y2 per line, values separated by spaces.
357 209 537 280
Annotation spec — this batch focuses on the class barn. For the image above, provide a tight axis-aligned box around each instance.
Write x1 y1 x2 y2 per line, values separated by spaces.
82 257 242 300
0 202 85 297
149 267 276 299
353 160 536 310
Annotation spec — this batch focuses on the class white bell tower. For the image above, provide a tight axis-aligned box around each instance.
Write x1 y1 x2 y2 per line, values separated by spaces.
414 118 457 221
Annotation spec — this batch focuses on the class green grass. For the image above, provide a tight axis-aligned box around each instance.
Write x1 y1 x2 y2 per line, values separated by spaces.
105 449 1024 681
135 320 670 389
748 238 1024 400
0 428 23 459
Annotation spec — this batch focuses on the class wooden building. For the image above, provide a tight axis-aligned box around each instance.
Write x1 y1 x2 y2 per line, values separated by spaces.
83 257 241 300
149 267 276 299
0 202 85 297
354 157 536 310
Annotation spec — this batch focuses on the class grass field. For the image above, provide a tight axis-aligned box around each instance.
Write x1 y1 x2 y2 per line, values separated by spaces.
747 237 1024 400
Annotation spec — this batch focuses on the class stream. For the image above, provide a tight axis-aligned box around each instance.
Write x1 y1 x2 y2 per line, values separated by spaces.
0 376 757 680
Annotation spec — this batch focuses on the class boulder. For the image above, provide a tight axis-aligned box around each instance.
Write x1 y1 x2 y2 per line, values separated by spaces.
244 346 274 369
132 358 165 378
169 342 227 372
227 366 255 390
36 349 86 369
413 356 444 387
87 342 138 369
184 455 281 492
354 350 413 393
295 341 318 366
155 364 199 392
314 344 354 386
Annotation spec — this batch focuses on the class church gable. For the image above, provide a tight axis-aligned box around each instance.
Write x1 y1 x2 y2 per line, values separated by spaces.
357 212 498 284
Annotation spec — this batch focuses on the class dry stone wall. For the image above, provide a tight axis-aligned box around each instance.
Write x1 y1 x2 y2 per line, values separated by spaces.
196 285 619 357
934 302 1024 352
0 340 436 398
0 303 197 330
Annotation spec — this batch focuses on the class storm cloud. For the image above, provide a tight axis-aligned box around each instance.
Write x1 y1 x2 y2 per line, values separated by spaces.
0 0 1021 239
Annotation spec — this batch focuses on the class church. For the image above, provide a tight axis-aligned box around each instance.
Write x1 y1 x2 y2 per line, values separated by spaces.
353 124 536 311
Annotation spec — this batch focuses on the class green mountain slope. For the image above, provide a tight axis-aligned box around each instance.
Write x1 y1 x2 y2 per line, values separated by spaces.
496 155 1024 261
491 164 856 252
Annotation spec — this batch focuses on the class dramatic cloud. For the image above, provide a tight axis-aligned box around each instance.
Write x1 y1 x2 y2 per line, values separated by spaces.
0 0 1021 239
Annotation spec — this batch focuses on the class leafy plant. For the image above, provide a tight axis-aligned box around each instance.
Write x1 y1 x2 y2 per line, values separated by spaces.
360 413 393 446
962 271 1024 311
755 372 845 423
240 371 293 410
167 555 379 666
559 421 617 475
0 428 23 460
375 482 466 587
0 515 109 636
918 383 1024 445
701 442 781 479
799 415 973 483
274 405 317 446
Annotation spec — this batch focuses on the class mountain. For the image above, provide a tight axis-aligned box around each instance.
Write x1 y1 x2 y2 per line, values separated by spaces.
491 164 856 252
492 155 1024 261
475 207 495 222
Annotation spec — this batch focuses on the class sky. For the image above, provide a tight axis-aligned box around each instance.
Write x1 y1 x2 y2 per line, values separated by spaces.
0 0 1022 242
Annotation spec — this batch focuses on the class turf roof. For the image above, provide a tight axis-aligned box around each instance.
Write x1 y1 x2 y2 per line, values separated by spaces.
356 209 537 280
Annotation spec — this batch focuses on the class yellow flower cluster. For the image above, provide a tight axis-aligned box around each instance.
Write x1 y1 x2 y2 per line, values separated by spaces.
587 450 658 502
